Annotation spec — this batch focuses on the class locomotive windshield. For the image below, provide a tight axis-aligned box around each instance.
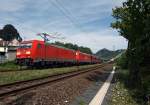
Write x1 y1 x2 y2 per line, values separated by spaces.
19 43 32 48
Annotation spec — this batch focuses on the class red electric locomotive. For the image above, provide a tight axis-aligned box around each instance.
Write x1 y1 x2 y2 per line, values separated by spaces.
76 50 92 64
16 40 101 66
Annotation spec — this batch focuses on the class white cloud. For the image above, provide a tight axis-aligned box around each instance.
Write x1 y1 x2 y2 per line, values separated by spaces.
0 0 127 53
64 29 127 53
0 0 27 12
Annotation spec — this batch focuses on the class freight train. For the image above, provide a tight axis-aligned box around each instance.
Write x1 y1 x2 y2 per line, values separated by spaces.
16 40 101 67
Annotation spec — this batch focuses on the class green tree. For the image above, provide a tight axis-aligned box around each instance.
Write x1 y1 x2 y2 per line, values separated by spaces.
52 41 93 54
0 24 22 47
116 52 128 69
78 46 92 54
112 0 150 89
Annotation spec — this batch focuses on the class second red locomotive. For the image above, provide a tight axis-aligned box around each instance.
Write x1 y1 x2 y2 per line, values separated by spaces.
16 40 101 66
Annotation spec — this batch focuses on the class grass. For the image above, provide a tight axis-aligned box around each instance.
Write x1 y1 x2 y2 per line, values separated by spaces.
110 66 150 105
110 70 139 105
0 64 100 85
0 61 20 70
79 100 86 105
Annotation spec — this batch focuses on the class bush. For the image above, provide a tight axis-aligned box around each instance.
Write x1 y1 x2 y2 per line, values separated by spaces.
116 53 128 69
0 60 19 69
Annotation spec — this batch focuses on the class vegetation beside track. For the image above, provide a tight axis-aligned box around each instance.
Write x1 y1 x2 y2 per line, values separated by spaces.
112 53 149 105
0 61 20 71
0 64 101 85
111 0 150 104
110 70 140 105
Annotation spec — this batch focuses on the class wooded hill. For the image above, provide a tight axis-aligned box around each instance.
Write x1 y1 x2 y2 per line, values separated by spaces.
95 48 125 61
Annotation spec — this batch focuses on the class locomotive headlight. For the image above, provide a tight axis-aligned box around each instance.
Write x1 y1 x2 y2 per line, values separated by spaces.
16 52 21 55
26 51 31 55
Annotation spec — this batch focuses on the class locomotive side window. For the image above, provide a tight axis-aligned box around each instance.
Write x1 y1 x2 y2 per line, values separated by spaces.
19 43 32 48
37 44 41 48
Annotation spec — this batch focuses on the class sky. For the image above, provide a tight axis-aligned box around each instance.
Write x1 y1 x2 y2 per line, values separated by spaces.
0 0 127 53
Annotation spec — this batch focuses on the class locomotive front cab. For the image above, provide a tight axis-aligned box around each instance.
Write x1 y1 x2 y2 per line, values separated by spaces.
16 41 33 65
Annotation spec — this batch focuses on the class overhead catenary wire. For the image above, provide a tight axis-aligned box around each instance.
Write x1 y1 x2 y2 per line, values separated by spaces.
54 0 83 28
49 0 87 34
1 0 88 41
1 19 64 42
0 19 40 41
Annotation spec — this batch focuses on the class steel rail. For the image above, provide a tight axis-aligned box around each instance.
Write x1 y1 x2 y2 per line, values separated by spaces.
0 64 106 98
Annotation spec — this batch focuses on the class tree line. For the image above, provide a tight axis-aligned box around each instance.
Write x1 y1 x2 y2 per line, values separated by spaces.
112 0 150 102
52 41 93 54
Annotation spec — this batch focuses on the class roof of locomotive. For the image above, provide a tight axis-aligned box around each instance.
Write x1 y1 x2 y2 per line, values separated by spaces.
21 40 44 44
49 44 76 52
21 40 76 52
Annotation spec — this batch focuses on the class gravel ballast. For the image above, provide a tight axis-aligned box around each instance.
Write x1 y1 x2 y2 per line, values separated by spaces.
0 64 113 105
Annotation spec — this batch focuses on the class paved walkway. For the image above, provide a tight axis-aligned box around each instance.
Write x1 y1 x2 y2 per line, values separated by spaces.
89 68 115 105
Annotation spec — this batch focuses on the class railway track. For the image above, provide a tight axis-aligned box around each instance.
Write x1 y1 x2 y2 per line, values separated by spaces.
0 63 106 99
